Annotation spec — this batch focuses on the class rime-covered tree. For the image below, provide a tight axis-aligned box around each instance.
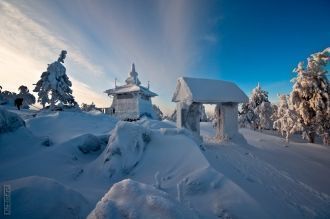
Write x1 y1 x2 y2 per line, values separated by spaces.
0 88 16 106
81 102 97 112
271 103 278 124
239 103 256 128
33 71 50 108
250 83 269 108
17 85 36 108
273 95 301 142
239 83 270 129
254 101 273 130
290 48 330 144
33 50 77 109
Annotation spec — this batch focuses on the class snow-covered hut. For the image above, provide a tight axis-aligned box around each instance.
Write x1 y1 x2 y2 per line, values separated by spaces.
105 64 157 120
172 77 248 141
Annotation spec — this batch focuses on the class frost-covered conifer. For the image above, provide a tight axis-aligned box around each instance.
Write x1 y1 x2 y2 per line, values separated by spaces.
273 95 301 142
17 85 36 108
250 83 269 108
0 88 16 106
239 83 270 129
33 50 77 109
254 101 273 130
290 48 330 144
81 102 97 112
239 103 257 129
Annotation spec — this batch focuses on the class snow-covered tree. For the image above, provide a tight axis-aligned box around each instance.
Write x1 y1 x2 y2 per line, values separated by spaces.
273 95 301 142
17 85 36 108
250 83 269 108
33 71 50 108
271 103 278 122
290 48 330 144
33 50 77 109
254 101 273 130
239 103 257 128
0 89 16 106
81 102 97 112
152 104 163 120
239 83 270 129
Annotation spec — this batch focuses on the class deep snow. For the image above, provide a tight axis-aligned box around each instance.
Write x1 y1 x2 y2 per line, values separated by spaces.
0 108 329 218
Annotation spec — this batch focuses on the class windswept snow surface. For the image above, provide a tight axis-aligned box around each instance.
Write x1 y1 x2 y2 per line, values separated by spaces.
0 176 90 219
0 110 329 218
26 110 117 144
87 179 198 219
201 122 330 218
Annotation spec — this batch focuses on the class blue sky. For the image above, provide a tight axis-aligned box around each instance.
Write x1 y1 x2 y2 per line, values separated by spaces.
0 0 329 114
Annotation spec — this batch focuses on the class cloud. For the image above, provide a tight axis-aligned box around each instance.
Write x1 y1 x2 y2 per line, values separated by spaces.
0 1 109 106
0 0 219 114
202 34 218 44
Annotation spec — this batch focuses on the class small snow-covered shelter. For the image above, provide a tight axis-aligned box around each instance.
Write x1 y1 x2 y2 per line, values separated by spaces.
105 64 157 120
172 77 248 141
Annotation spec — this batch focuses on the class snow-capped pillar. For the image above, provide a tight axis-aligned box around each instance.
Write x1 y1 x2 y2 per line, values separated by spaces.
216 103 238 141
176 102 185 129
186 102 201 136
177 101 202 138
215 103 223 140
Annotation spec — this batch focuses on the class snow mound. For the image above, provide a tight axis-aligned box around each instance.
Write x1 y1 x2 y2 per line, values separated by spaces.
0 108 25 133
26 111 117 144
77 133 102 154
87 179 198 219
0 176 90 219
179 166 267 219
90 121 151 179
137 117 176 129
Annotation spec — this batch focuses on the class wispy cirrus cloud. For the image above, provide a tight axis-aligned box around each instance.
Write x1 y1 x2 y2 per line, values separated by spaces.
0 1 110 106
0 0 221 113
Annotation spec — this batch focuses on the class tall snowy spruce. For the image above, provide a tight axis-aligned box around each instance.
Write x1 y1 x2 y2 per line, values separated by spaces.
33 50 77 109
290 48 330 144
239 83 272 130
273 95 301 142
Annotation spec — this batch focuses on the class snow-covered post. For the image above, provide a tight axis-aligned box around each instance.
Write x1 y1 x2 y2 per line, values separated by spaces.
176 102 185 129
215 103 239 141
215 104 223 140
176 102 202 137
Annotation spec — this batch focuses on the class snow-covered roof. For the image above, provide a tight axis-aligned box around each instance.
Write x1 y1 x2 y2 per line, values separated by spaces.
105 84 157 97
172 77 248 103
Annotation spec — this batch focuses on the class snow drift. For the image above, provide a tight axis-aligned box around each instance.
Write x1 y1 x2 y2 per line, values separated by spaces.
0 176 90 219
26 111 117 144
87 179 198 219
0 108 25 133
89 121 152 180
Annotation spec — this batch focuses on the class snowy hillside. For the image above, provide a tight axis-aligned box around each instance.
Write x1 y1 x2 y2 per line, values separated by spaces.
0 108 329 218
